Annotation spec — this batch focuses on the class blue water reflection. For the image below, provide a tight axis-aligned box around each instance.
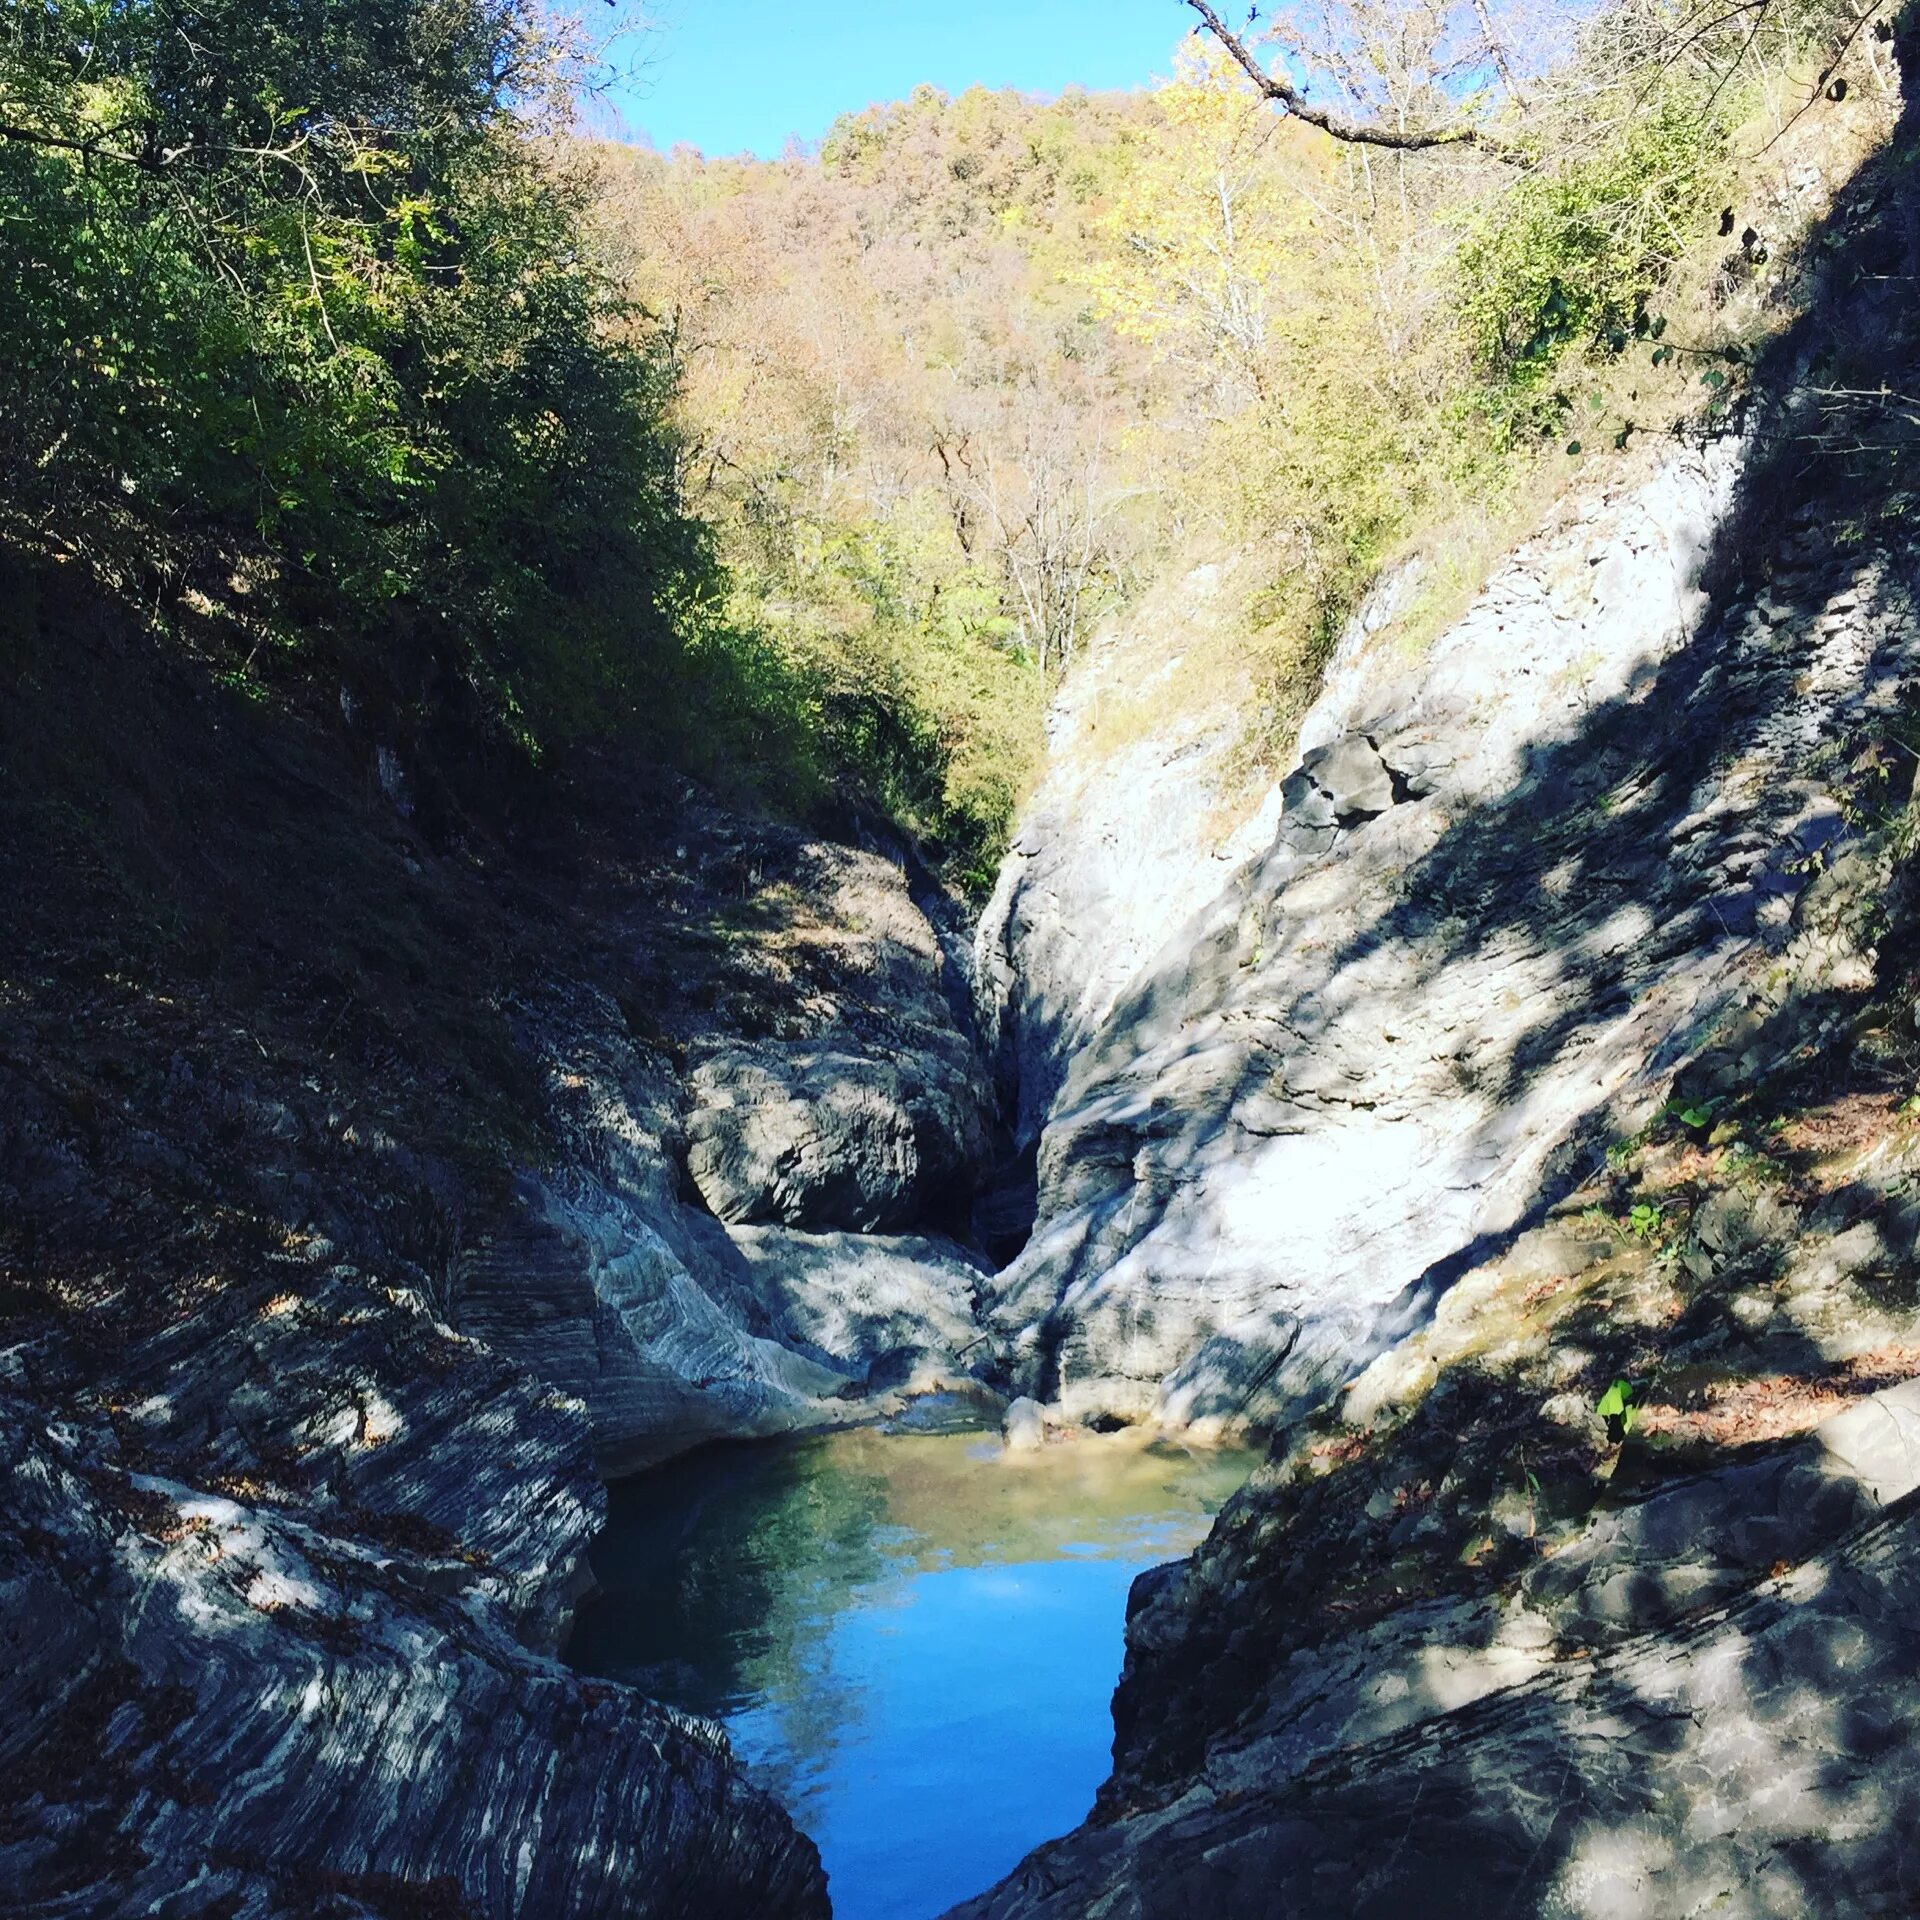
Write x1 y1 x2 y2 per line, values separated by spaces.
567 1412 1254 1919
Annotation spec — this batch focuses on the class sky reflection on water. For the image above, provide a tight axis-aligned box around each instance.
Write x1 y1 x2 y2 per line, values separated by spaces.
566 1413 1255 1920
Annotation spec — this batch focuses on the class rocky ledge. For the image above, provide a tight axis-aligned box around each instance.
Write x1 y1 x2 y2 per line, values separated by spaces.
0 565 1001 1913
957 63 1920 1920
2 1402 826 1919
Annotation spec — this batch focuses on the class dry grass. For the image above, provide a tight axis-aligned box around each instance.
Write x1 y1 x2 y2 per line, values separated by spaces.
1236 44 1902 751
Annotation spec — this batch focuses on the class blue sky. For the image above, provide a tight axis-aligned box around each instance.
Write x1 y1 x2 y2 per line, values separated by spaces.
609 0 1200 158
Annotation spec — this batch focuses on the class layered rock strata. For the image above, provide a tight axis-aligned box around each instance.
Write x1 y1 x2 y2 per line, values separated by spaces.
0 604 989 1914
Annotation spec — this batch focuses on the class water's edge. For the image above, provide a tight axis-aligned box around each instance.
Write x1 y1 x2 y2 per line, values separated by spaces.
568 1414 1257 1920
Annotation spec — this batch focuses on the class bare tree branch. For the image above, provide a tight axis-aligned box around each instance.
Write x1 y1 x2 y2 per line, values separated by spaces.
0 116 324 180
1468 0 1530 101
0 119 158 170
1183 0 1527 161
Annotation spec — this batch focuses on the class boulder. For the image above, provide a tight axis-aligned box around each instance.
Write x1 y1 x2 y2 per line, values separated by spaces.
1003 1396 1048 1452
1276 765 1340 854
686 1044 990 1233
1373 726 1455 799
949 1381 1920 1920
1299 732 1396 820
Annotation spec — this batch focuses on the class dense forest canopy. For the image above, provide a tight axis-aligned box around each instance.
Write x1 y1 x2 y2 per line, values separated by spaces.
0 0 717 768
0 0 1893 885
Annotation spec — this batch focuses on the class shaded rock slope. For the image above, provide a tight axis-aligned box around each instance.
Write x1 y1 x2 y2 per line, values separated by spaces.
957 30 1920 1920
0 558 1001 1909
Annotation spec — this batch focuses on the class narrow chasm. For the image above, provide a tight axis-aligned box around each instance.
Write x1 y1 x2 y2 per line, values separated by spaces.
551 811 1258 1920
18 1 1920 1916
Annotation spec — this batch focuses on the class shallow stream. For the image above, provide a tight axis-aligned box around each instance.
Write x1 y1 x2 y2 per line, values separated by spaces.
567 1407 1255 1919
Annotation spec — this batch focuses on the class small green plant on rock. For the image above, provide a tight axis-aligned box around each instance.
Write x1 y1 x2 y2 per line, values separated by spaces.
1626 1202 1666 1242
1595 1377 1641 1439
1666 1094 1727 1135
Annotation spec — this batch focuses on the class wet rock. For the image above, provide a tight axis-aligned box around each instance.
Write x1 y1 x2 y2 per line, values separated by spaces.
1003 1397 1048 1452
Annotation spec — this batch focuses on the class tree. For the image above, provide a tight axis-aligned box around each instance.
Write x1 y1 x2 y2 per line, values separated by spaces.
0 0 700 754
956 393 1112 679
1182 0 1533 152
1080 45 1317 409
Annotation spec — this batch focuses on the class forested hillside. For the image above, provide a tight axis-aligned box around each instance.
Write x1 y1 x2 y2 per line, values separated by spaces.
1 0 1889 886
583 0 1889 887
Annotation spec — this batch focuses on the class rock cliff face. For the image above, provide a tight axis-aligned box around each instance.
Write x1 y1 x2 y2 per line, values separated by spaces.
978 434 1797 1433
957 49 1920 1920
466 804 1001 1478
973 564 1288 1153
0 588 996 1912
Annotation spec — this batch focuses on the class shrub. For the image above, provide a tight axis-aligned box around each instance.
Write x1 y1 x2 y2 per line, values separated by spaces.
1455 96 1732 424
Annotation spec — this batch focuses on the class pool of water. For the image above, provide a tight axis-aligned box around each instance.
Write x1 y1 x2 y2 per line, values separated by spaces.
566 1407 1255 1920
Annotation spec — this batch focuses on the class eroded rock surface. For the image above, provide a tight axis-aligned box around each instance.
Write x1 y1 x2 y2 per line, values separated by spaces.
0 608 972 1913
980 435 1920 1436
950 1493 1920 1920
461 813 1000 1474
960 78 1920 1919
726 1225 990 1383
1 1408 826 1920
687 1042 989 1232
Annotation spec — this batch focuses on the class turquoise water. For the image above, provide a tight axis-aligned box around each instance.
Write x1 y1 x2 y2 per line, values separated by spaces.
566 1409 1254 1920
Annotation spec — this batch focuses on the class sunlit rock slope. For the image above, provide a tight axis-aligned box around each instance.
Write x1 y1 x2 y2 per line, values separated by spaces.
959 31 1920 1920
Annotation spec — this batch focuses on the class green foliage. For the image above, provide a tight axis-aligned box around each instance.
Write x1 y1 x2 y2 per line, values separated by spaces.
1455 97 1732 426
5 0 1863 880
1595 1377 1640 1434
0 0 703 756
717 488 1044 893
592 95 1132 887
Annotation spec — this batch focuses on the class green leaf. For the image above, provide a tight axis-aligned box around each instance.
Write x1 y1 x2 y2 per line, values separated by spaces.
1566 439 1583 455
1596 1379 1640 1433
1702 368 1727 389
